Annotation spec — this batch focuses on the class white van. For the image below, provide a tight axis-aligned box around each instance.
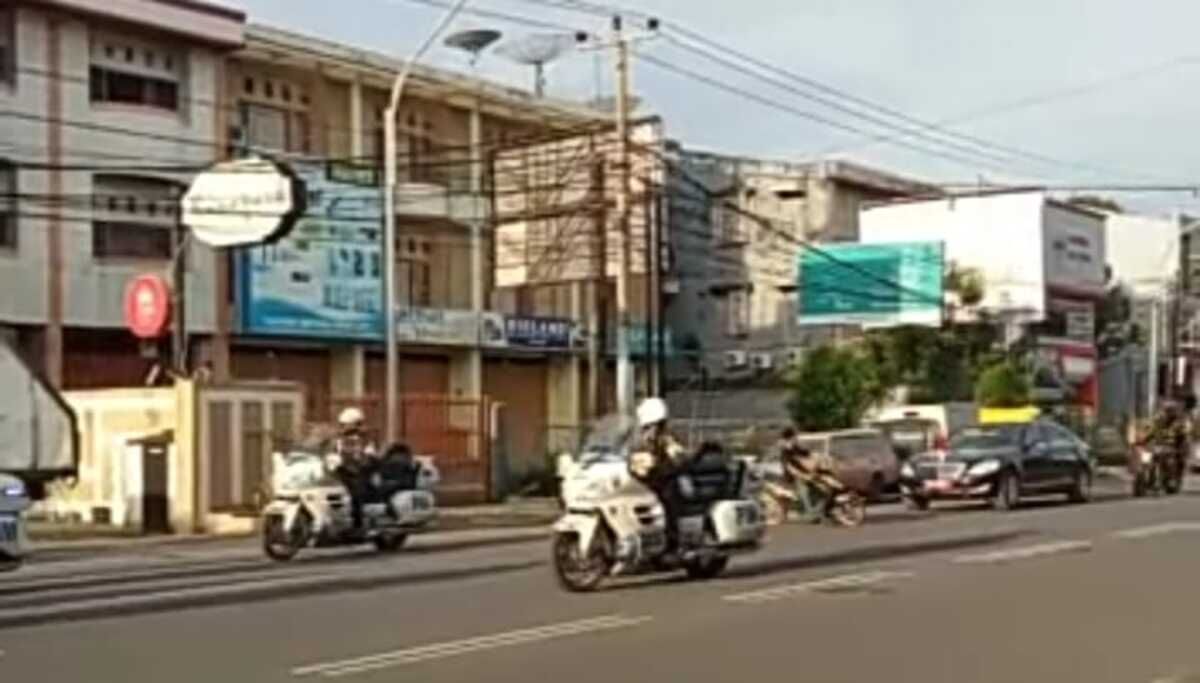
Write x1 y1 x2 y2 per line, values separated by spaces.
868 403 978 460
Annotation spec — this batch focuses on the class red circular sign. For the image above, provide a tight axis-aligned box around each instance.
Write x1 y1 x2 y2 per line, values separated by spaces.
123 274 171 339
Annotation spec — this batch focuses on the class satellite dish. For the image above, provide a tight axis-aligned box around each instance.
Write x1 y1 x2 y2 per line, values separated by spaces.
496 33 578 97
444 29 502 65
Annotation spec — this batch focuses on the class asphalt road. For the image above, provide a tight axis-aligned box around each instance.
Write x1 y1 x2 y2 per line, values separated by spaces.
3 479 1200 683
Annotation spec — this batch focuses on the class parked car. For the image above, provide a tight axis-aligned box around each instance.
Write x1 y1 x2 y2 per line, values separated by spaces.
898 420 1093 511
759 428 898 500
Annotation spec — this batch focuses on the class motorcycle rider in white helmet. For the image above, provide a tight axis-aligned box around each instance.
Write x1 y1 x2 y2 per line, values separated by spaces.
334 407 378 530
630 397 690 552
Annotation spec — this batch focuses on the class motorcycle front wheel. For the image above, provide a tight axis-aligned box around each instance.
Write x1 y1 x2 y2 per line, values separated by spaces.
263 512 308 562
684 554 729 580
552 531 611 592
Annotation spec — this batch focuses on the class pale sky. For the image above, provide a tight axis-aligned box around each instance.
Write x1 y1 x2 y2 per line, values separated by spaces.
228 0 1200 215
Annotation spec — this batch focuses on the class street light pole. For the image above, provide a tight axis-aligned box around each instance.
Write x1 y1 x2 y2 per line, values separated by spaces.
383 0 471 444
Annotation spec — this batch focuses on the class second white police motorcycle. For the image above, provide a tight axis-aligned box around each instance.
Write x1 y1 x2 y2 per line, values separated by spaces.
553 414 767 592
261 447 439 561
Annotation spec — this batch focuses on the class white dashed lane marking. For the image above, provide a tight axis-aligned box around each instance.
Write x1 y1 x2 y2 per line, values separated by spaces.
723 570 914 604
1113 521 1200 540
953 540 1093 565
291 614 652 678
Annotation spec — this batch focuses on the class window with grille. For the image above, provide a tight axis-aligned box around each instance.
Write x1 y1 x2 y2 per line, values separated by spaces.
91 175 182 260
89 34 182 112
240 102 310 154
0 162 15 250
726 288 751 338
397 238 432 307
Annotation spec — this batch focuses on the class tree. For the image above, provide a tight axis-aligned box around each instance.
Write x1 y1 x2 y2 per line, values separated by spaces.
786 345 884 432
975 361 1032 408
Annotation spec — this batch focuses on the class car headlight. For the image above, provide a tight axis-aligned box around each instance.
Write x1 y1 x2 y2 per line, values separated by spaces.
900 462 915 478
968 459 1001 478
1 483 25 498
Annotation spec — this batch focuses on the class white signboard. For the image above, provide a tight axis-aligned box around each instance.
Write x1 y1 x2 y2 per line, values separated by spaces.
182 158 306 248
395 308 480 347
1043 203 1107 298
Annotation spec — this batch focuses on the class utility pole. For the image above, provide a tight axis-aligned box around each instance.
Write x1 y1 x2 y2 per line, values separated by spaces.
612 14 634 416
607 13 658 415
382 0 471 444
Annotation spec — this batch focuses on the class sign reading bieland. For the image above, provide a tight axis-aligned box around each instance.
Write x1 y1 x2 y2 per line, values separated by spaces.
182 157 307 248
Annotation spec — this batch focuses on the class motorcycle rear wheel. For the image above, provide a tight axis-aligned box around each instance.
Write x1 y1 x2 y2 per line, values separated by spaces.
373 532 409 553
684 554 729 580
552 531 611 592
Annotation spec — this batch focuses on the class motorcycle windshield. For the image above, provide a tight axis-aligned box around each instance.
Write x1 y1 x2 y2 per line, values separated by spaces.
273 451 342 490
578 414 639 465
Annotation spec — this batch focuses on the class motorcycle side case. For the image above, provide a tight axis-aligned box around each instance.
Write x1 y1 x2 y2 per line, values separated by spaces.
708 500 766 547
388 490 437 527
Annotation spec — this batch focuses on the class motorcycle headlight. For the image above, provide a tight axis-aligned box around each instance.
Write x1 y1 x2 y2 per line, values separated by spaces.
900 462 915 478
1140 450 1154 465
1 482 25 498
968 459 1001 478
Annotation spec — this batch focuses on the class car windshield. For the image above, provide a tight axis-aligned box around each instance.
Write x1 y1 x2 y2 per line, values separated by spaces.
950 425 1022 450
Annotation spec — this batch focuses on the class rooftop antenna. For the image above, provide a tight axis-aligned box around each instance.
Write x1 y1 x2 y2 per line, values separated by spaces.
444 28 502 66
496 32 578 97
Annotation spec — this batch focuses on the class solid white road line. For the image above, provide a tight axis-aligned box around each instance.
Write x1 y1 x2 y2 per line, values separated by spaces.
1113 521 1200 540
953 540 1092 565
291 614 652 678
723 570 915 604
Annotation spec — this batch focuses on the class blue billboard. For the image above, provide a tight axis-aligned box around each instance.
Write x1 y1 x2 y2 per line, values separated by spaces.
239 163 385 340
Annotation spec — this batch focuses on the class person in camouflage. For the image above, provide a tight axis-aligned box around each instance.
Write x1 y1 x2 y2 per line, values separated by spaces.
1143 399 1190 478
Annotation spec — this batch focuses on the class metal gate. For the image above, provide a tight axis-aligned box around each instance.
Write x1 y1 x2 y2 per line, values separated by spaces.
323 394 492 504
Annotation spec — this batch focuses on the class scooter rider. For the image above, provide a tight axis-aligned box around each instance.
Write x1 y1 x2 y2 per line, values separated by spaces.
1144 399 1189 475
629 397 690 549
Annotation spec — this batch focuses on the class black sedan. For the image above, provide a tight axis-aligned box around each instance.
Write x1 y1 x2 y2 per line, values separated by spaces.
898 421 1093 511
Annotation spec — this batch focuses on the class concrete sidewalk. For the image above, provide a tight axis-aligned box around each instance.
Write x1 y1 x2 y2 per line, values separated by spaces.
27 497 559 554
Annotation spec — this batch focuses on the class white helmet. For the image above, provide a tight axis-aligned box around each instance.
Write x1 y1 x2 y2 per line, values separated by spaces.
338 407 366 428
636 397 669 428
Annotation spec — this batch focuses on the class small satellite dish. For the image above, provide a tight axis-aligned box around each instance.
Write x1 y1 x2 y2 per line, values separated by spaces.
444 29 502 65
497 33 578 97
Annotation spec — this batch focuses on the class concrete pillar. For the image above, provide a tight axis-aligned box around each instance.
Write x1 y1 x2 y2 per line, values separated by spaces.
349 77 363 157
330 347 365 398
460 100 485 402
44 17 64 387
338 78 368 399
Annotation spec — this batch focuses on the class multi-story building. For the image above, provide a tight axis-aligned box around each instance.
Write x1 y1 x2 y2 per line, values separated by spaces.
220 25 615 475
0 0 244 388
663 149 935 385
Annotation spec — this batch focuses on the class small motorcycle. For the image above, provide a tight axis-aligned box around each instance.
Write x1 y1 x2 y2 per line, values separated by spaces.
757 471 866 528
261 449 439 561
0 473 31 571
553 415 766 592
1132 444 1184 497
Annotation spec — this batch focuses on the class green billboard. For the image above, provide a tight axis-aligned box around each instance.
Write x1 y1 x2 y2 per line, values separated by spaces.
798 242 944 327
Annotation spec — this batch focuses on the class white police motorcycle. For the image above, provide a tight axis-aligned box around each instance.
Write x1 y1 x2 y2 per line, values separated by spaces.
553 414 766 592
0 473 31 571
261 449 439 561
